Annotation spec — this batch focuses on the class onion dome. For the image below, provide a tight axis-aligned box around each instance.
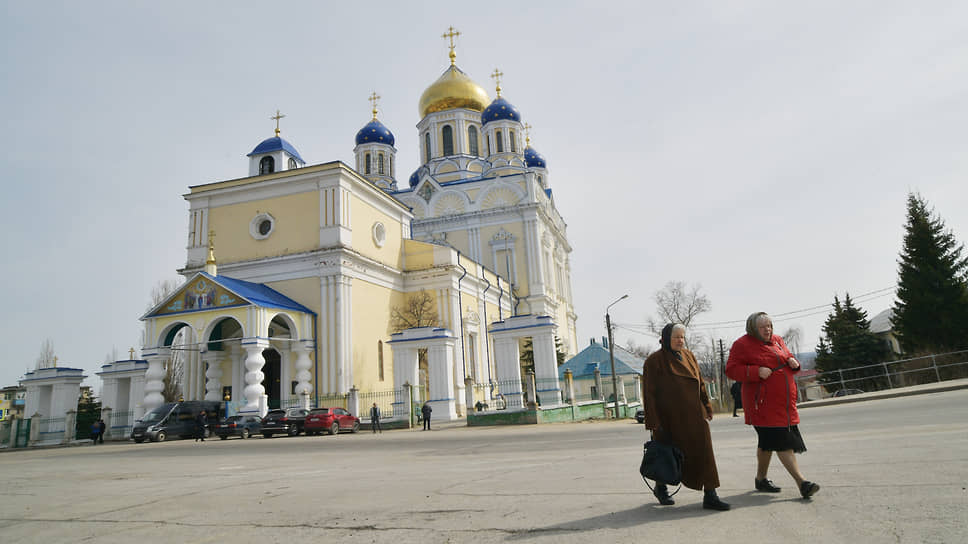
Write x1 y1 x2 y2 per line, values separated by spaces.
418 65 490 118
409 168 421 188
355 119 395 146
524 145 547 168
247 136 305 163
482 97 521 126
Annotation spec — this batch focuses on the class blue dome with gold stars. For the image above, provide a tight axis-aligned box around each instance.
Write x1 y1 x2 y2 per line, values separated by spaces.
481 97 521 126
524 146 547 168
355 119 395 146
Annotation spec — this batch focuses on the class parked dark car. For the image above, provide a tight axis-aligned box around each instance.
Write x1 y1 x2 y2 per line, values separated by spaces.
832 388 865 397
214 415 262 439
304 407 360 435
635 409 645 424
131 401 223 443
261 408 309 437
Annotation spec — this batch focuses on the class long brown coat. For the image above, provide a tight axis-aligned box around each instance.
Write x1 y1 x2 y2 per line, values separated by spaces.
642 348 720 490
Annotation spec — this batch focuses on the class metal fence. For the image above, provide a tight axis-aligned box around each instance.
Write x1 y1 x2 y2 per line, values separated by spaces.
359 389 398 419
109 410 134 439
797 350 968 399
38 416 66 443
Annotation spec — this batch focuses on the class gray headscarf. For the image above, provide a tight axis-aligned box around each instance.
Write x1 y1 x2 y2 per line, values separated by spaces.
745 312 771 342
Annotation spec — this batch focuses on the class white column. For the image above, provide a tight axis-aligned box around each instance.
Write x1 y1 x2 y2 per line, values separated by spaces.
427 340 457 420
241 341 269 416
143 350 169 413
292 343 314 396
202 351 223 401
391 345 419 419
532 330 562 406
492 336 524 408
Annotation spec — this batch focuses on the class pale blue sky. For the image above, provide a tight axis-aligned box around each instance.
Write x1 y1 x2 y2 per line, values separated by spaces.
2 1 966 388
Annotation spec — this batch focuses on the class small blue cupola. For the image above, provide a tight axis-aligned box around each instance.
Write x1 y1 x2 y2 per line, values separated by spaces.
524 145 547 168
353 93 398 191
247 110 306 176
481 97 521 126
480 70 525 158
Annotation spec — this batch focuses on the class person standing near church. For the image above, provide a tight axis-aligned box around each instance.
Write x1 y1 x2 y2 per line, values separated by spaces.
421 402 432 431
90 421 101 445
731 381 743 417
96 419 106 443
194 410 208 442
370 402 382 434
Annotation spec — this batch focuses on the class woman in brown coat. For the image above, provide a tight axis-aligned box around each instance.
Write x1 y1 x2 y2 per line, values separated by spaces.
642 323 730 510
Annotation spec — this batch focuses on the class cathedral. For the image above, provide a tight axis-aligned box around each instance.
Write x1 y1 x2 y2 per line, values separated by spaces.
134 29 578 422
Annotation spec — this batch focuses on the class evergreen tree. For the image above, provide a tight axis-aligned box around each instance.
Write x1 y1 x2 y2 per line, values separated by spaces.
815 293 889 392
893 193 968 353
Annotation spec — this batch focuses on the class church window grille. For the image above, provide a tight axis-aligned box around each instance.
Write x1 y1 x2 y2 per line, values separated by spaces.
442 125 454 156
378 153 385 175
288 157 297 170
468 126 479 156
496 130 504 153
259 156 275 174
365 153 371 174
509 130 516 153
424 133 432 162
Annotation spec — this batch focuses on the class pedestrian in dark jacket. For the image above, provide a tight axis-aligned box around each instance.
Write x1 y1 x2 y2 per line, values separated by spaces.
726 312 820 499
194 410 208 442
96 419 106 443
642 323 730 511
90 422 101 445
421 403 432 431
731 381 743 417
370 403 382 434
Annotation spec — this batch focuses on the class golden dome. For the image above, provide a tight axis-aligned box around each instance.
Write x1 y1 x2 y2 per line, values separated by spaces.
418 65 490 118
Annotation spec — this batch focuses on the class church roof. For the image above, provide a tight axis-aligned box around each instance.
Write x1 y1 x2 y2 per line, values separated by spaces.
143 272 315 319
481 97 521 126
524 145 547 168
247 136 305 163
558 339 643 379
355 119 395 146
418 64 490 117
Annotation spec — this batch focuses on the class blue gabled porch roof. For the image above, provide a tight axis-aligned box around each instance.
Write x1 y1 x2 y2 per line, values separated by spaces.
203 272 314 315
558 339 643 379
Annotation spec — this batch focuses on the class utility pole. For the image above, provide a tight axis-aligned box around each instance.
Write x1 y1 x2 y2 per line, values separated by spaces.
606 295 629 419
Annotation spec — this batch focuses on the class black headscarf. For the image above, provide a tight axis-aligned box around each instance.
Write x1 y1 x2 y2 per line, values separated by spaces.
660 323 683 360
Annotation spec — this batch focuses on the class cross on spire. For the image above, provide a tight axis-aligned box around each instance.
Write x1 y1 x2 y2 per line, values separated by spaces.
524 122 532 145
368 92 381 120
491 68 504 98
442 26 461 65
129 347 135 360
270 109 286 136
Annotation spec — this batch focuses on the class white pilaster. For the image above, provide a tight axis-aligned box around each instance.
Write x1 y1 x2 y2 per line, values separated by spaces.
241 340 269 416
293 342 314 396
202 351 223 401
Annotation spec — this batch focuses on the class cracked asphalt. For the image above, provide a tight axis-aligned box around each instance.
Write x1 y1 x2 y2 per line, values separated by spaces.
1 389 966 543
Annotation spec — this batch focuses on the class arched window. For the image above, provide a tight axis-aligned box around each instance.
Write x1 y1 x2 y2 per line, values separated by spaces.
365 153 371 174
424 133 432 163
509 130 516 153
496 130 504 153
468 126 479 156
259 156 275 175
288 157 297 170
378 153 385 175
442 125 454 156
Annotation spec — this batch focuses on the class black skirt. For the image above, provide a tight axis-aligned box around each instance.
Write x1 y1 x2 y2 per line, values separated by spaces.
754 425 806 453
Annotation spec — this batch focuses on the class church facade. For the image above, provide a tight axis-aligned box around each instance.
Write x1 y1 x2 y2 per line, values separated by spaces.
139 32 578 422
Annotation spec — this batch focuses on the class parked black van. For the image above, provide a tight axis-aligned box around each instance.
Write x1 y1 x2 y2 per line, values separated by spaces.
131 401 223 443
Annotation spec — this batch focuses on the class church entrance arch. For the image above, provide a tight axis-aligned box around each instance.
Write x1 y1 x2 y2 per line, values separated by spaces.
262 349 281 409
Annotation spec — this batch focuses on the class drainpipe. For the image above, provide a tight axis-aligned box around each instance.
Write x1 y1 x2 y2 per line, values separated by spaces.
481 271 492 384
455 252 468 379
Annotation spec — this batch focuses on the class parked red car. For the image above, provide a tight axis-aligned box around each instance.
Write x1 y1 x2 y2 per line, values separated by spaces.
304 407 360 435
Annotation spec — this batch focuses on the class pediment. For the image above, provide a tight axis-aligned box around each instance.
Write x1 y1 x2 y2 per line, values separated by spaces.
142 273 245 319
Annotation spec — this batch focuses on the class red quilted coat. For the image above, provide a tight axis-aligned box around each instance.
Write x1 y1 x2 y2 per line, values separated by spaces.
725 334 800 427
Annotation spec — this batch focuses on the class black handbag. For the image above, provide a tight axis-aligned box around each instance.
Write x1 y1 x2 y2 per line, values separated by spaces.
640 440 684 487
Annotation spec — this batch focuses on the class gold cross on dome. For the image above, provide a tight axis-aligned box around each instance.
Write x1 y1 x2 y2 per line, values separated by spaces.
523 123 532 145
442 26 461 65
270 109 286 136
491 68 504 97
368 92 381 119
129 347 135 360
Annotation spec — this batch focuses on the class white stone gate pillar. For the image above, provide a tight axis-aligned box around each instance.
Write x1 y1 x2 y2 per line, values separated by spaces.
388 327 458 421
532 328 562 406
142 348 170 414
488 315 559 410
292 342 314 397
202 351 223 401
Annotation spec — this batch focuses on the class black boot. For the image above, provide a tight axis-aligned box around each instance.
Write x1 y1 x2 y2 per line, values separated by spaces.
653 483 675 506
703 489 731 511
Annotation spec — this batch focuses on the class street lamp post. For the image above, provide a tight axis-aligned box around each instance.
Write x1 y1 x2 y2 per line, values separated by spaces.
606 294 629 419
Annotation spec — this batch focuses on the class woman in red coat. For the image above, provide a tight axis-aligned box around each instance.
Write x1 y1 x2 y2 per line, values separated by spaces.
726 312 821 499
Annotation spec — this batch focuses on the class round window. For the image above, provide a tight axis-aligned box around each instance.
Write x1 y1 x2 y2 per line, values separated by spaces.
372 222 386 248
250 213 275 240
258 219 272 235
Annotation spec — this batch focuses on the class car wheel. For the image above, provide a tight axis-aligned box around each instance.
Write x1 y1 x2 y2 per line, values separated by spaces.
263 433 273 438
351 421 360 433
330 422 339 435
241 428 250 439
155 431 166 443
288 426 300 437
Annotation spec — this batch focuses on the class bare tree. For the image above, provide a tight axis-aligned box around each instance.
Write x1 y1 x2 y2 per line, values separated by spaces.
646 281 712 348
149 279 187 402
624 339 653 360
390 290 439 332
36 338 56 369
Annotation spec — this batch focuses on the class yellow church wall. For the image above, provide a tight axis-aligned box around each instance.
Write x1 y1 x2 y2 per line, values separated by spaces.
349 280 401 392
445 229 468 253
207 192 319 264
465 188 480 201
350 194 404 268
402 239 439 270
479 223 528 296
